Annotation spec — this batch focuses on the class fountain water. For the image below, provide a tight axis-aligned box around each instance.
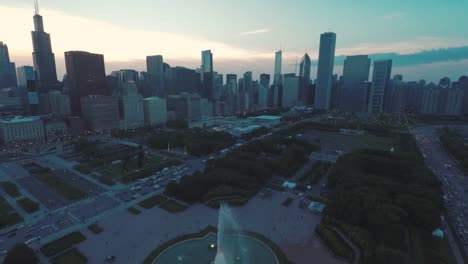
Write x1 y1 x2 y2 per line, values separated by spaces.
213 203 249 264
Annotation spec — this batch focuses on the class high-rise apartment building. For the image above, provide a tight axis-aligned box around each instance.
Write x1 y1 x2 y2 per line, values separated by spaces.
368 60 392 113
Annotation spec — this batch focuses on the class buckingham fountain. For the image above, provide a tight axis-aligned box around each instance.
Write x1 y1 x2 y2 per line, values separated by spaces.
152 203 279 264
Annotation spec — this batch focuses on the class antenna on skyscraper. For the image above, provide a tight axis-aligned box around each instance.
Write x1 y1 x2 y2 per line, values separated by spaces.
34 0 39 15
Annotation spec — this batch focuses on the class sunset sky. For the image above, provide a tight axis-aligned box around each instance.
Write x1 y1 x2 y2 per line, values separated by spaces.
1 0 468 82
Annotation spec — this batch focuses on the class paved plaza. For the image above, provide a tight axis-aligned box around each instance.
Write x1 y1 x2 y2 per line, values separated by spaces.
78 191 343 264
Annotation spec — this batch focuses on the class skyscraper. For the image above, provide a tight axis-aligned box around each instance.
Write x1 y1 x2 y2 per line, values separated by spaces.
340 55 370 112
201 50 214 100
315 32 336 110
31 1 58 92
65 51 108 116
282 75 301 108
259 74 270 108
299 53 311 104
146 55 165 97
226 74 237 94
274 50 282 85
368 60 392 113
119 81 144 129
0 42 17 89
17 66 38 114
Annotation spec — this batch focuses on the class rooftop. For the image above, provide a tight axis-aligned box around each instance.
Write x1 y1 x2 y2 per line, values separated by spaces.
0 116 41 123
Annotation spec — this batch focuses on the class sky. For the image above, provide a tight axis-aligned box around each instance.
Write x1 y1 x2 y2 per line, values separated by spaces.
1 0 468 82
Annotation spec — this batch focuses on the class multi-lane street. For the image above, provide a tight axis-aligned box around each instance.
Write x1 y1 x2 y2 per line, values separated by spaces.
411 125 468 264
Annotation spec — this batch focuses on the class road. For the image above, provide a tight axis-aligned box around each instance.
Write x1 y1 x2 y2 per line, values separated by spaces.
411 125 468 264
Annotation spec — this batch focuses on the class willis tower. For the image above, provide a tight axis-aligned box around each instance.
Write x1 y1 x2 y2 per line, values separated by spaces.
31 0 58 92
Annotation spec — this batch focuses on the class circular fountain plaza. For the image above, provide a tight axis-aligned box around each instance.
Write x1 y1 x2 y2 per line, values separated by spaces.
152 204 280 264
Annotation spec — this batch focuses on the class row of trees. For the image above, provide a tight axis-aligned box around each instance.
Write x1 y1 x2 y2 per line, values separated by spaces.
439 127 468 172
165 133 319 203
146 128 236 157
324 133 443 263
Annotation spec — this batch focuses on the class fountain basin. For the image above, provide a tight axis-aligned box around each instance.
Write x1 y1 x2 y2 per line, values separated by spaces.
152 233 279 264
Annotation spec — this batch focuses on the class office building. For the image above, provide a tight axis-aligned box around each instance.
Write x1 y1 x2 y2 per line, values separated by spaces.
282 75 301 108
143 97 167 126
421 87 440 114
299 53 311 104
214 73 223 101
259 74 270 108
368 60 392 113
201 50 214 100
315 32 336 110
0 42 17 89
445 88 464 115
119 81 144 130
43 119 68 140
65 51 108 116
226 74 237 94
31 4 58 92
274 50 282 85
340 55 370 112
16 66 37 114
389 80 408 113
80 95 119 131
146 55 165 97
112 69 139 94
49 90 71 116
0 116 44 144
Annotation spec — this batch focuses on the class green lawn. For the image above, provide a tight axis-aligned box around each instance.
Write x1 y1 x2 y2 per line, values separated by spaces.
127 207 141 215
307 130 395 151
17 197 39 213
41 232 87 257
0 181 21 198
31 170 88 202
0 195 23 229
139 195 168 209
87 224 103 234
159 200 188 213
51 248 88 264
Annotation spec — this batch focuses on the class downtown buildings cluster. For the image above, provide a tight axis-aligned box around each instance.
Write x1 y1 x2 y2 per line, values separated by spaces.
0 6 468 145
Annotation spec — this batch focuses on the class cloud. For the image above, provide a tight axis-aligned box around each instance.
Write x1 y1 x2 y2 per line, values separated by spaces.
239 28 272 36
383 11 406 20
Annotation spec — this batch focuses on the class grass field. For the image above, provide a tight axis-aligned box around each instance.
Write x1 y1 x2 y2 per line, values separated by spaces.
138 195 168 209
17 197 39 213
51 248 88 264
33 171 88 201
87 224 103 234
127 207 141 215
159 200 188 213
0 181 21 198
0 195 23 229
41 232 87 257
305 130 395 151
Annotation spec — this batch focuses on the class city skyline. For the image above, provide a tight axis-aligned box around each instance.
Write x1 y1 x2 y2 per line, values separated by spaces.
0 1 468 82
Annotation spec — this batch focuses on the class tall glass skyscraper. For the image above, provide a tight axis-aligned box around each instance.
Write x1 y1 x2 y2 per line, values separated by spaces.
368 60 392 113
274 50 282 85
146 55 165 97
31 2 58 92
299 53 311 104
201 50 214 100
0 42 17 89
340 55 370 113
314 32 336 110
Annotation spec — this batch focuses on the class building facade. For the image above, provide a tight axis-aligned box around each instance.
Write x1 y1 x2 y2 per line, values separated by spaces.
368 60 392 113
314 32 336 110
0 116 44 144
340 55 370 112
0 42 17 89
80 95 119 131
65 51 108 116
143 97 167 126
146 55 165 97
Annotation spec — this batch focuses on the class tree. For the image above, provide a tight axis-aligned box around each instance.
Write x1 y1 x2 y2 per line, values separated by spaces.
137 145 145 168
4 243 38 264
164 180 179 196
